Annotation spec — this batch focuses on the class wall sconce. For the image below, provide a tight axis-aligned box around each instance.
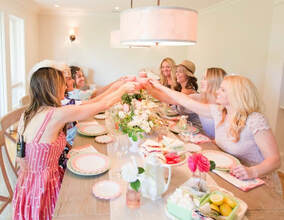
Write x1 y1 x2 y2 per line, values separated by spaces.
69 28 77 42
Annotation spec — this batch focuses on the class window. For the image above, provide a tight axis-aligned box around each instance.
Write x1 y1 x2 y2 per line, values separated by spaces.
0 12 7 117
9 15 25 109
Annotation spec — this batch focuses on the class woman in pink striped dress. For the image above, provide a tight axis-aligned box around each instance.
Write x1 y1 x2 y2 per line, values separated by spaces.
13 65 137 220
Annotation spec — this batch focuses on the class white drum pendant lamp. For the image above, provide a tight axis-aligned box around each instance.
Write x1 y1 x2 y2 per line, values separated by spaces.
110 30 128 48
120 6 198 46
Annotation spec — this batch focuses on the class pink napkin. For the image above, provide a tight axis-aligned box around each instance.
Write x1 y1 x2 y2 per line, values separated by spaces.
213 170 265 191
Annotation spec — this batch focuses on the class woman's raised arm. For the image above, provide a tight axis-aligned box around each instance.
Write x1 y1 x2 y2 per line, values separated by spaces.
55 82 138 125
147 80 212 118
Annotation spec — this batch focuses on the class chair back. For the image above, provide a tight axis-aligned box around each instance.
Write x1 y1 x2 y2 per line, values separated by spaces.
0 130 14 214
0 106 26 177
20 95 30 106
0 106 26 143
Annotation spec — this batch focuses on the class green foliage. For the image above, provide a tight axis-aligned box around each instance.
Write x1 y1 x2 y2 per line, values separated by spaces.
138 167 145 174
118 110 145 141
210 160 216 171
130 179 141 192
121 90 144 105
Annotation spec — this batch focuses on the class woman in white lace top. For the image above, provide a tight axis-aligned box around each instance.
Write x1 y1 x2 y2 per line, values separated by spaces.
147 75 281 192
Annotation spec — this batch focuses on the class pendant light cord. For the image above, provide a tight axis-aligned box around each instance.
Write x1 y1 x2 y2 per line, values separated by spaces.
131 0 160 8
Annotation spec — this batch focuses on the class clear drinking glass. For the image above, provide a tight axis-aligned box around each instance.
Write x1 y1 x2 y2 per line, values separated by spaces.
126 186 141 209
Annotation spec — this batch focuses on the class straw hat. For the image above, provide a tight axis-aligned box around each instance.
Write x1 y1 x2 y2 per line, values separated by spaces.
178 60 196 76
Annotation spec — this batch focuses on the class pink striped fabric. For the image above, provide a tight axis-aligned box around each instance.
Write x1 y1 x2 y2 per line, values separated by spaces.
13 108 66 220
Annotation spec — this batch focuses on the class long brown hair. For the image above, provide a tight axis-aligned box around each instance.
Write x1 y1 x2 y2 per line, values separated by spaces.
23 67 65 131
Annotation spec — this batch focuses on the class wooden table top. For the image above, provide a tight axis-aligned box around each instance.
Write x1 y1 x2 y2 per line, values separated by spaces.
53 120 284 220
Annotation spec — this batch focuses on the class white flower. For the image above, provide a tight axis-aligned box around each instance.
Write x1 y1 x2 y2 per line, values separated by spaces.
118 111 125 119
121 162 138 182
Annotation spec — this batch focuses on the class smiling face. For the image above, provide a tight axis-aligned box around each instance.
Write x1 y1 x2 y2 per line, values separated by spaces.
161 61 172 78
176 66 187 84
75 70 85 89
216 81 230 107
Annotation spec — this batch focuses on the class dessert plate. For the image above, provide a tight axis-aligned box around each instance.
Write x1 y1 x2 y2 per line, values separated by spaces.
161 154 187 167
184 143 202 152
95 135 113 144
68 152 110 176
92 180 121 200
94 113 106 120
169 124 199 135
202 150 240 170
77 124 107 136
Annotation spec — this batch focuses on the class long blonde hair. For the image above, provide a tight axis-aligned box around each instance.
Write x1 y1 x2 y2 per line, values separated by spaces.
159 57 180 91
201 67 227 103
218 75 261 142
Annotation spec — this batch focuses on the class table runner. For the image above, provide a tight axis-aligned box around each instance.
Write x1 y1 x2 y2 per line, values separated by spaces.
106 138 247 220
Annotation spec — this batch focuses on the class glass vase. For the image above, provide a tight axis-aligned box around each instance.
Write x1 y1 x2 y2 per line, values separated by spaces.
126 186 141 209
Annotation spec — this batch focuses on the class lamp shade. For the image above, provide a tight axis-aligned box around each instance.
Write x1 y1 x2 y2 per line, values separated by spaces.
120 6 198 46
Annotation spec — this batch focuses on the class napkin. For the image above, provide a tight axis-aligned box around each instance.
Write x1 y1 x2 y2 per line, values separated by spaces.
213 170 265 191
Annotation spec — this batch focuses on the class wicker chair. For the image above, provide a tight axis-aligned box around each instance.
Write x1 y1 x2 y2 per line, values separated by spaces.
0 106 26 176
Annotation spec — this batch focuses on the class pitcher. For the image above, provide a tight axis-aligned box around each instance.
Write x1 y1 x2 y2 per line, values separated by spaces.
140 153 171 200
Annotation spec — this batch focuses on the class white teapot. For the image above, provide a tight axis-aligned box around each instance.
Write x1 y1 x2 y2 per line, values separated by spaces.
140 153 171 200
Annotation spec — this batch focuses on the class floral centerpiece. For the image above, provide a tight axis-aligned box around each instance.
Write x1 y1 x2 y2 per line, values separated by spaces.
110 90 163 142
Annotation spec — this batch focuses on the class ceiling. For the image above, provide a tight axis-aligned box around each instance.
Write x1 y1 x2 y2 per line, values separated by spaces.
34 0 225 13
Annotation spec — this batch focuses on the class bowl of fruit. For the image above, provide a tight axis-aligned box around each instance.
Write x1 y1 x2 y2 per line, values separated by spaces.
198 190 242 220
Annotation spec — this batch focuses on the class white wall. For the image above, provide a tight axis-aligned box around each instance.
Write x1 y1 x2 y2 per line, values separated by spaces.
0 0 39 111
263 0 284 167
38 13 189 86
187 0 284 164
187 0 273 95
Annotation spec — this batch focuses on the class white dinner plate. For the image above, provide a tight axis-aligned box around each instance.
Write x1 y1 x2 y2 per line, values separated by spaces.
202 150 240 170
92 180 121 200
77 124 107 136
68 152 110 176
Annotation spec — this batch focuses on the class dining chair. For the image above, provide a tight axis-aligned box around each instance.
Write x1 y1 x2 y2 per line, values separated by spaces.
278 171 284 198
0 106 26 177
19 95 30 106
0 130 13 214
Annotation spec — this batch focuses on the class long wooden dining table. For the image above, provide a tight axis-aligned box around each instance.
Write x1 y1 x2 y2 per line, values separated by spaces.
53 118 284 220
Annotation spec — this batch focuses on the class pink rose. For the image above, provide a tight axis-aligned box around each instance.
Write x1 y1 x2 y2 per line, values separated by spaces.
188 153 210 173
197 154 210 172
188 153 199 172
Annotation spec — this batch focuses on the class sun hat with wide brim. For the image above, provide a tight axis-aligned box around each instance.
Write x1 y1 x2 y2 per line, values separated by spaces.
178 60 196 76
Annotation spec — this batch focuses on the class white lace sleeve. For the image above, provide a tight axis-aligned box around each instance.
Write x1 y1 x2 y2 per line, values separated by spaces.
247 112 270 135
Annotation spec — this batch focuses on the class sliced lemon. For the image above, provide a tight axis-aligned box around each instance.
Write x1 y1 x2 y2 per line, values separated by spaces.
220 203 232 216
210 203 220 213
224 196 237 208
209 193 224 206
